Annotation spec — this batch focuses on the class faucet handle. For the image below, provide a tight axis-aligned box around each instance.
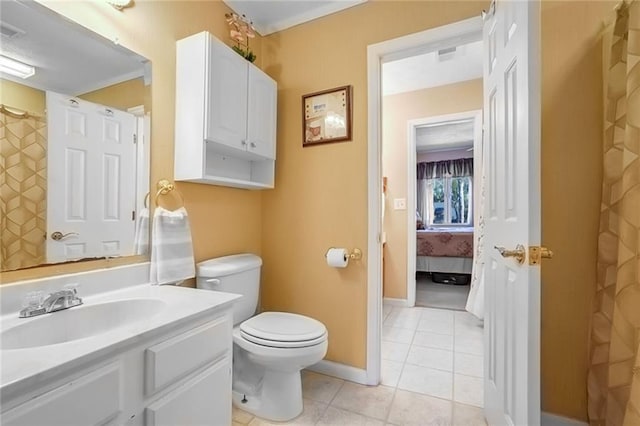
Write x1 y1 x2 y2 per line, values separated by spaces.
63 283 79 295
22 291 45 308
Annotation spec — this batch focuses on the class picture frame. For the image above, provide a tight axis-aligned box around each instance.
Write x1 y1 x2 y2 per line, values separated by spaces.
302 85 352 146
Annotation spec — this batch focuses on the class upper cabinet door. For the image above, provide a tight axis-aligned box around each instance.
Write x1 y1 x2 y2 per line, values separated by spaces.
247 66 277 160
205 38 248 151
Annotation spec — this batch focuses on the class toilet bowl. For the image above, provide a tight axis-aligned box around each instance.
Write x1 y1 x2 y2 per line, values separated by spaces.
232 312 327 420
196 254 328 422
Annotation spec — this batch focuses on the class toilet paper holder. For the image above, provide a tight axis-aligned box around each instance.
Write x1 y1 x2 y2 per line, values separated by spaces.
325 248 362 261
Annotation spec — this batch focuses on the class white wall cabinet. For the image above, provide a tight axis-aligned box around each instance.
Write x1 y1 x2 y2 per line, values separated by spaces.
1 310 233 426
175 31 277 189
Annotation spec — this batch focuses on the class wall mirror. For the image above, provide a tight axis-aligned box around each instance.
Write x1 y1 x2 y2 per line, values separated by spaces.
0 0 152 272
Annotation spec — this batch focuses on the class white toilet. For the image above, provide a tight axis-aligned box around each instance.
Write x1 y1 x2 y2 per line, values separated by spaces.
196 254 328 422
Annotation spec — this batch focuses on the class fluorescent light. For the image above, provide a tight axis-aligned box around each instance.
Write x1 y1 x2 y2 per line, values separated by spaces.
0 55 35 79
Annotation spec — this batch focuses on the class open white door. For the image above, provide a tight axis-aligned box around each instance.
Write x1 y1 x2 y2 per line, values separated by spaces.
482 0 542 425
46 91 136 263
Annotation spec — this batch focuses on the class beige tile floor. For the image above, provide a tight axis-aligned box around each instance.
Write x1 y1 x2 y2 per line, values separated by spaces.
233 305 486 426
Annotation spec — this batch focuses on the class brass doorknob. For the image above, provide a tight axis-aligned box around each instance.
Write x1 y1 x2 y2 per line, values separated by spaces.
494 244 526 265
50 231 79 241
540 247 554 259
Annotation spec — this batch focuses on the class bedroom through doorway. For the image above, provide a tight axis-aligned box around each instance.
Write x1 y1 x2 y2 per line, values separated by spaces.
381 37 483 312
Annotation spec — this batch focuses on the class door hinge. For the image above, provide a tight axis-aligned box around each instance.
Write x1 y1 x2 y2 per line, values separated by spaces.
132 210 136 221
133 134 137 144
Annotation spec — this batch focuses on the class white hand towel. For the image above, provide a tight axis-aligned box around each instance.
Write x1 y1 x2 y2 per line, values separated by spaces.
150 207 195 285
133 208 150 255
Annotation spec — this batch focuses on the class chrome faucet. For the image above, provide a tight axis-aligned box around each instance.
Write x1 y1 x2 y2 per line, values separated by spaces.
19 285 83 318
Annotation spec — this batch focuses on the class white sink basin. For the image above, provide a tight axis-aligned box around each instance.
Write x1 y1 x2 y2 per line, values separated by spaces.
0 298 167 350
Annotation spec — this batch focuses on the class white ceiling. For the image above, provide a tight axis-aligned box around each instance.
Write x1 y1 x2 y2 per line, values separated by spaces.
416 120 474 153
0 0 148 96
382 40 483 96
222 0 366 35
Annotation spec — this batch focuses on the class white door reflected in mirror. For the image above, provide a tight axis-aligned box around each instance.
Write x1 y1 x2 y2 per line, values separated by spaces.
46 92 137 263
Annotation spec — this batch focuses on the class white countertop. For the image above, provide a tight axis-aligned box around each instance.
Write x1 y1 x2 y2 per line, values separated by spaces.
0 284 240 399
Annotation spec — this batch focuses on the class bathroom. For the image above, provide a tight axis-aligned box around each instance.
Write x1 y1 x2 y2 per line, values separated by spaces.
0 0 636 425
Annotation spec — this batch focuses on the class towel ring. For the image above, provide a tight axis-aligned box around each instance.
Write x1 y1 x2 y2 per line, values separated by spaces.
143 192 150 208
155 179 185 207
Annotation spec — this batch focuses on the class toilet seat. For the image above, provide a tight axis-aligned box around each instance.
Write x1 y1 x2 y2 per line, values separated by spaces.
240 312 327 349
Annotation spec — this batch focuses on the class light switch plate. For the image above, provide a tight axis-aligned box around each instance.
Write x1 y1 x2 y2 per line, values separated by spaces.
393 198 406 210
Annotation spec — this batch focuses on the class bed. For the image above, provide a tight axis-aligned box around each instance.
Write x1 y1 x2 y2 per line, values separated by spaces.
416 227 474 274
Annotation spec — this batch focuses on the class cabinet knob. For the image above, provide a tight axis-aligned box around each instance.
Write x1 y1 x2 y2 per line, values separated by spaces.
250 142 256 148
241 140 247 146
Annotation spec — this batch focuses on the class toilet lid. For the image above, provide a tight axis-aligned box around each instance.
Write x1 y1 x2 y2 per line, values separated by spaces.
240 312 327 348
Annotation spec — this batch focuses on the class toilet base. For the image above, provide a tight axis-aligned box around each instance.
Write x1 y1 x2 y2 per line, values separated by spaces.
232 369 303 422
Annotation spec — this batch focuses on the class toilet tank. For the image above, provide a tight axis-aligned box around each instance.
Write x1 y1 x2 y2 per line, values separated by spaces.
196 254 262 326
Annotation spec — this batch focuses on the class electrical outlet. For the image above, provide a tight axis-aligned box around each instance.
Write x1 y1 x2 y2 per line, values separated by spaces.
393 198 406 210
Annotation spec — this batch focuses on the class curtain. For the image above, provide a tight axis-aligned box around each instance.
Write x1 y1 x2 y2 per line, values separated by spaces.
466 160 485 319
588 2 640 425
0 108 47 271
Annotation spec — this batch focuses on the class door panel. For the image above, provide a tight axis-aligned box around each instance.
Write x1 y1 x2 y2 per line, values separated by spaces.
482 1 541 424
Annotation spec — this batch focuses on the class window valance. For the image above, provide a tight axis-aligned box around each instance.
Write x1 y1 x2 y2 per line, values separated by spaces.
417 158 473 179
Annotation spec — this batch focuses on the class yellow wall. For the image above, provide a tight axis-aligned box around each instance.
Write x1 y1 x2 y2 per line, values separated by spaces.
540 1 613 420
79 77 149 112
382 79 483 299
260 0 483 369
0 79 46 116
0 0 265 284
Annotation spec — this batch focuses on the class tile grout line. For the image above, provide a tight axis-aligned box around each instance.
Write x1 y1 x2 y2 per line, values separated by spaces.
309 374 346 425
452 310 459 420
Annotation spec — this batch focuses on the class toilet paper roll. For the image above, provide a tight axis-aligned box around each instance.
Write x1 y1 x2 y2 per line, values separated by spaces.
326 248 349 268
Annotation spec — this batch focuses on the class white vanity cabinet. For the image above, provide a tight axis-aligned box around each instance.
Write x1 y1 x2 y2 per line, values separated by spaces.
1 309 233 426
174 31 277 190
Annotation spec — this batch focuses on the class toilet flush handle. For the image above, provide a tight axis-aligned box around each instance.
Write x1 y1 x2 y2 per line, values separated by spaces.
205 278 221 285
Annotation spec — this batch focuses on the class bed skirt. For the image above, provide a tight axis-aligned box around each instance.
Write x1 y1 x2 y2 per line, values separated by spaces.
416 255 473 274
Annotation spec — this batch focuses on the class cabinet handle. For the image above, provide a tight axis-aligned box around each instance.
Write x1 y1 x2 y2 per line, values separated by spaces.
250 142 256 148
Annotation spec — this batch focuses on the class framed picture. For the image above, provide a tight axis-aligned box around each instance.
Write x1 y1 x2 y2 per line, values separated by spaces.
302 85 352 146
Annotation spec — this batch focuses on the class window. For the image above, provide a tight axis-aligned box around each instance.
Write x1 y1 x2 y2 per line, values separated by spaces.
417 157 473 226
430 176 472 225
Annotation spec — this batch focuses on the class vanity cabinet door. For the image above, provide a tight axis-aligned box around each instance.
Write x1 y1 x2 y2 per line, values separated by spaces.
2 363 121 426
145 357 231 426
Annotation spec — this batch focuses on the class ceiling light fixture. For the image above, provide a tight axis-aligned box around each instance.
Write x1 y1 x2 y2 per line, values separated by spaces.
0 54 35 79
106 0 133 10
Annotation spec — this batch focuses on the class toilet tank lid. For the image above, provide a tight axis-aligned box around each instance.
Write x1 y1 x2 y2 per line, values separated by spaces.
197 254 262 277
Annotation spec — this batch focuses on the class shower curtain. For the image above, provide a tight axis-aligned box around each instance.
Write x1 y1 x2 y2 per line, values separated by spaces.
588 2 640 424
0 107 47 271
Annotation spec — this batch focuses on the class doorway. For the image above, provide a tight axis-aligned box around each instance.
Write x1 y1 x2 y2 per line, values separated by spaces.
379 32 483 310
366 16 485 387
405 110 482 311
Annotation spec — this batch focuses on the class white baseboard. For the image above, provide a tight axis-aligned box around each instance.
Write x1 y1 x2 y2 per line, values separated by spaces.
383 297 409 307
307 360 368 385
541 412 588 426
